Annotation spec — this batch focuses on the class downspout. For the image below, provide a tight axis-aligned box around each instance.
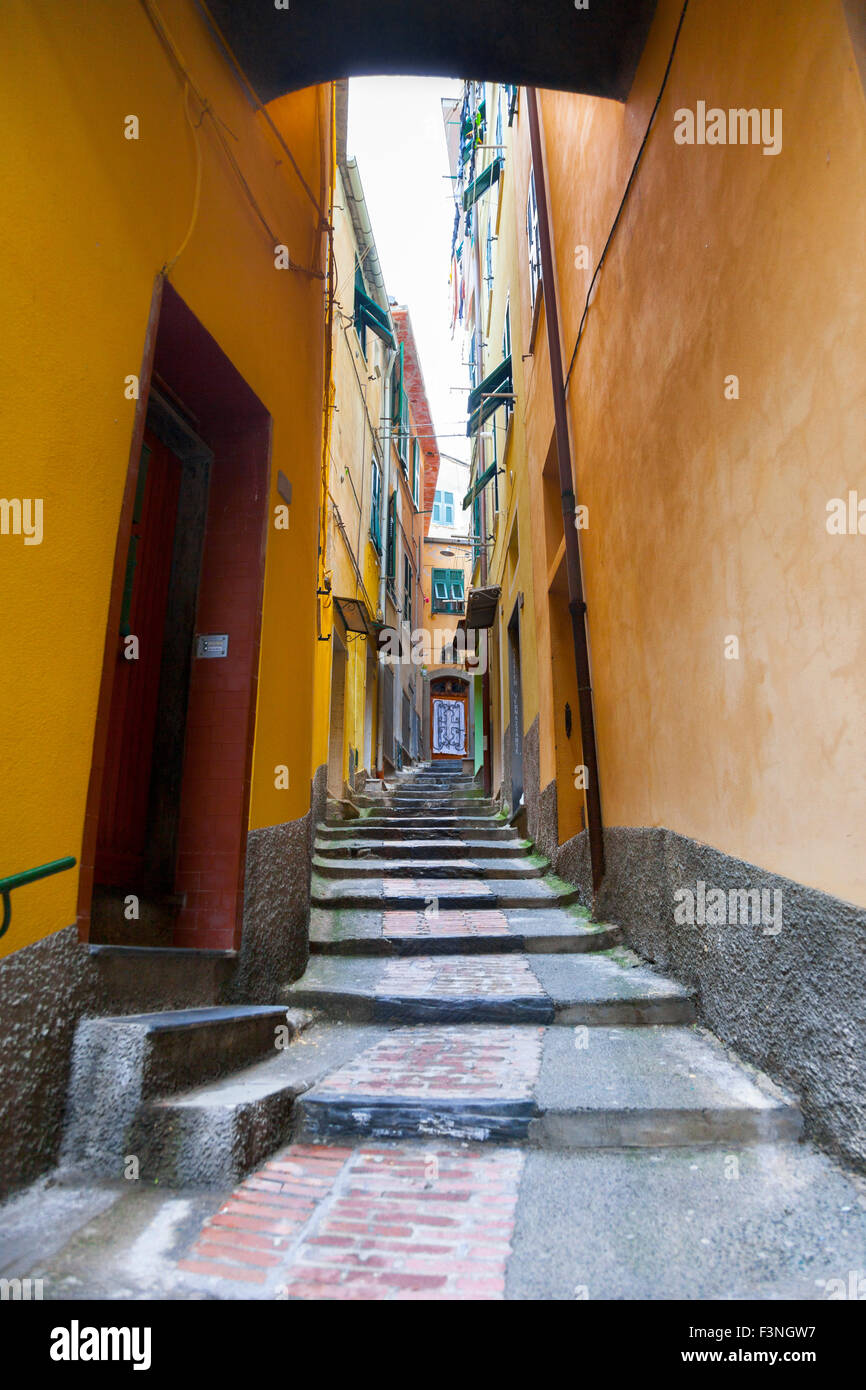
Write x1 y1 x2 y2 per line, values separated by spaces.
376 343 395 777
526 88 605 896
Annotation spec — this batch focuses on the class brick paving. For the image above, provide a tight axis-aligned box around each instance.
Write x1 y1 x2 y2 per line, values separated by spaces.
383 908 511 937
180 1141 525 1299
378 954 544 997
178 1145 352 1286
312 1026 544 1098
276 1144 524 1300
382 877 492 898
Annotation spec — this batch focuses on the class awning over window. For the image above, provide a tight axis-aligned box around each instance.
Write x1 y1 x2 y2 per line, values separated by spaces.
466 354 512 435
462 460 498 511
463 586 501 629
462 156 503 212
333 596 379 639
354 284 395 347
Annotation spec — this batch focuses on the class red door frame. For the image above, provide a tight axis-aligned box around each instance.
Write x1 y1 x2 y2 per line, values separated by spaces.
77 277 271 952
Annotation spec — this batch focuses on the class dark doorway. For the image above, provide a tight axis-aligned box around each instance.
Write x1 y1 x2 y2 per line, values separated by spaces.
508 604 524 808
92 404 211 941
79 281 271 952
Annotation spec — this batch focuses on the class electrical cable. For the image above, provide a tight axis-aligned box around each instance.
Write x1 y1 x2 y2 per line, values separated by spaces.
140 0 325 279
563 0 690 392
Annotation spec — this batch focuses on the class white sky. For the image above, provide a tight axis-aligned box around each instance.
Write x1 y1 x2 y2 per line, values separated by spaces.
347 76 470 464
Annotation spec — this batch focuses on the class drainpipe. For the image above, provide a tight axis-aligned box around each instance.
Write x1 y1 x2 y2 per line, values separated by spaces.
376 343 395 777
526 88 605 896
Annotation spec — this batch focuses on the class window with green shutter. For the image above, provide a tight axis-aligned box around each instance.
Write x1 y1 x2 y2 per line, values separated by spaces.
386 491 396 580
391 343 410 471
432 567 464 614
403 553 412 622
370 456 382 551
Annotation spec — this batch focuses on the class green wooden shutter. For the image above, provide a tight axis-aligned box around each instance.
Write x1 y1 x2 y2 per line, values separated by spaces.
386 492 396 579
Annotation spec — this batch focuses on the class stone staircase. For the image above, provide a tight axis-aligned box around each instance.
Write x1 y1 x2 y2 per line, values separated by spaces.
58 763 801 1191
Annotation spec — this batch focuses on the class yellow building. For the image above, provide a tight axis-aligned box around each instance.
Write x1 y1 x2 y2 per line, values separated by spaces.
314 132 391 803
0 0 332 1194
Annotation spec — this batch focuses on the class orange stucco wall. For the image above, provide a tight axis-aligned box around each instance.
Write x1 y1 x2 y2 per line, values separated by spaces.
538 0 866 904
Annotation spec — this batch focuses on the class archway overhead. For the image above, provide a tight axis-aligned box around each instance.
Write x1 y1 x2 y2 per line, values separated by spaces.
202 0 659 102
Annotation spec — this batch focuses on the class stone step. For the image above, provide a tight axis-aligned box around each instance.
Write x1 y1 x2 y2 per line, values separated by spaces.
60 1005 303 1179
310 873 582 911
323 814 508 831
311 854 546 881
317 822 520 842
309 905 621 956
295 1023 802 1149
366 789 486 801
314 837 527 860
282 950 695 1025
124 1016 366 1187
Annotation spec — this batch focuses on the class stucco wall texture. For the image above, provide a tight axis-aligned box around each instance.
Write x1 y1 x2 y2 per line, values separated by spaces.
0 0 331 959
538 0 866 908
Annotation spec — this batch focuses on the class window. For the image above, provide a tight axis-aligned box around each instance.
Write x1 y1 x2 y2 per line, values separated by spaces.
432 490 454 528
502 301 513 426
386 491 396 580
527 169 542 309
391 344 410 471
472 495 482 564
354 265 367 357
370 457 382 550
411 437 421 508
432 567 464 615
403 554 413 622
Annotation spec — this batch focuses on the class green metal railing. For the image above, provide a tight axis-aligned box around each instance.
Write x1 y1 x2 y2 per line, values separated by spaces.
0 856 76 939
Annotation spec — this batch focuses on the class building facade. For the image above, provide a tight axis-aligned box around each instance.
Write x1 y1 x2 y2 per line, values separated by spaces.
451 0 866 1168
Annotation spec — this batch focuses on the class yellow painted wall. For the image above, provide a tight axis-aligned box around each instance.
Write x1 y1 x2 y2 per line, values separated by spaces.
314 164 388 787
474 84 542 802
0 0 330 956
537 0 866 904
422 541 473 663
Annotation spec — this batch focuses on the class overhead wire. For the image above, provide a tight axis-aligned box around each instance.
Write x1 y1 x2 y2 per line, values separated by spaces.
563 0 690 392
140 0 325 278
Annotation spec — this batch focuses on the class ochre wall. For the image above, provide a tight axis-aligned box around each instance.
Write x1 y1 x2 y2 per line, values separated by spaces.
0 0 330 957
540 0 866 905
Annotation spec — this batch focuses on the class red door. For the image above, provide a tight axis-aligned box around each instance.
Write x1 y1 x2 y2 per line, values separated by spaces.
95 429 181 887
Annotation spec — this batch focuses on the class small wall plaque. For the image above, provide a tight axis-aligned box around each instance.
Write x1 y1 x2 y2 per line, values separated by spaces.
195 633 229 659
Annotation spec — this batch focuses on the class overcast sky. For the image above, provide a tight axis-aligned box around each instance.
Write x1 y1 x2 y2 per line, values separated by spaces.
347 76 470 464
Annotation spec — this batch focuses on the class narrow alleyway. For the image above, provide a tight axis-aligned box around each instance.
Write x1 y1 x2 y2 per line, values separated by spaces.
6 764 865 1301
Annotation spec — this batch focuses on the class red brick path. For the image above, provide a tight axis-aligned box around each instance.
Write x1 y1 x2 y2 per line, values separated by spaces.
178 1145 352 1285
276 1145 524 1300
383 908 511 937
379 955 544 998
180 1141 525 1299
383 877 492 898
314 1026 544 1098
